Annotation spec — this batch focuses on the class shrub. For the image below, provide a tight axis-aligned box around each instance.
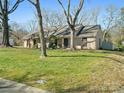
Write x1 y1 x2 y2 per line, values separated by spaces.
118 45 124 51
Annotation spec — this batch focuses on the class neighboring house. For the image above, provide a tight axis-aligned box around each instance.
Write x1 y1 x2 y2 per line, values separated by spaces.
23 25 103 50
101 40 114 50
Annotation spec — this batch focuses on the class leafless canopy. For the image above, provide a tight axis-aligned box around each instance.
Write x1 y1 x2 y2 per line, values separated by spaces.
102 5 119 40
57 0 84 27
0 0 24 20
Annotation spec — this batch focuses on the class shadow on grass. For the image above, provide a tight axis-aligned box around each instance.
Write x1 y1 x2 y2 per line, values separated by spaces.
13 72 31 83
104 51 124 56
88 50 124 57
48 55 124 64
47 81 115 93
63 85 88 93
64 87 114 93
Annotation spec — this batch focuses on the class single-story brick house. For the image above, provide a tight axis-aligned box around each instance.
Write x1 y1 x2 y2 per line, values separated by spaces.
23 25 103 50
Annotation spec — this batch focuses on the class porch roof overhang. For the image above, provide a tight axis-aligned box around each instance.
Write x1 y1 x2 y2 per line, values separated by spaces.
56 35 70 38
55 32 97 38
78 32 97 38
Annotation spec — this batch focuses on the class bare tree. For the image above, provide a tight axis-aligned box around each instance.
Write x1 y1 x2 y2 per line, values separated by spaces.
57 0 84 50
111 8 124 47
25 19 37 32
42 9 66 38
78 9 90 25
28 0 47 57
43 9 66 28
10 22 28 45
90 8 100 25
78 7 100 25
0 0 24 47
102 5 119 41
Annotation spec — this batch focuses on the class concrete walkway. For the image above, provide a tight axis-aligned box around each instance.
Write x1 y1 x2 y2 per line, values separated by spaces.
0 78 49 93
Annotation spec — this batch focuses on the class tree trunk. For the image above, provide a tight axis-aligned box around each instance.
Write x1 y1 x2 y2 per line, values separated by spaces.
35 1 47 57
2 14 10 47
70 28 75 50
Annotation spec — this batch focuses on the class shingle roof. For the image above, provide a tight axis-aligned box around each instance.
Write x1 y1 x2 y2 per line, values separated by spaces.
54 25 101 37
23 25 101 40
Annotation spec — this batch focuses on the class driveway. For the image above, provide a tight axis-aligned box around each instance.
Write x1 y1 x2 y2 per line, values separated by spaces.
0 78 49 93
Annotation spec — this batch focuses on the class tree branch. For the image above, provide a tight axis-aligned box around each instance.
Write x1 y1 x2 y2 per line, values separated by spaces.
67 0 73 24
68 0 70 17
0 0 4 14
73 0 84 25
0 16 3 20
57 0 71 26
8 0 24 14
27 0 36 6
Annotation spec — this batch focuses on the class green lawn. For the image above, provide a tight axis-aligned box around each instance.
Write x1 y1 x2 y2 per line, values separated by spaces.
0 48 124 93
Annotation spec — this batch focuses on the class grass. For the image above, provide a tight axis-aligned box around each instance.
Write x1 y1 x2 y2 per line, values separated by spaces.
0 48 124 93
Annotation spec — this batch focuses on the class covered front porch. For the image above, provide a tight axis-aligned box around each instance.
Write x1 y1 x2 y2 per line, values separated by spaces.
24 38 40 48
56 37 97 50
57 37 71 49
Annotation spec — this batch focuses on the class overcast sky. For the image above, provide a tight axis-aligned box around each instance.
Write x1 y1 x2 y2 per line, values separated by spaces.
9 0 124 25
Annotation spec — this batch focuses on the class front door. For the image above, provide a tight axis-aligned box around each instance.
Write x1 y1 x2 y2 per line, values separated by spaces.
64 38 69 48
82 38 87 49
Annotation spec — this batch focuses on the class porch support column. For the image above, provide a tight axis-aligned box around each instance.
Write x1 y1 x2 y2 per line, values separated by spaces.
24 40 28 48
62 37 64 48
